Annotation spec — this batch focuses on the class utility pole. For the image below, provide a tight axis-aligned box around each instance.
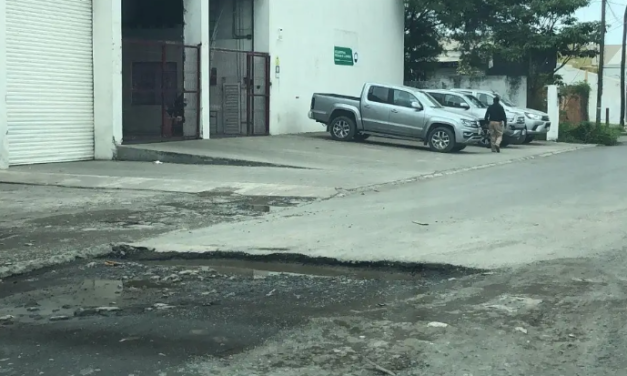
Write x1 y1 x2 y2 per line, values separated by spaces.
621 5 627 127
596 0 607 125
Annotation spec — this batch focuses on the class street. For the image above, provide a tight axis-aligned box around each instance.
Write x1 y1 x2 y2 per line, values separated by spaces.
1 143 627 375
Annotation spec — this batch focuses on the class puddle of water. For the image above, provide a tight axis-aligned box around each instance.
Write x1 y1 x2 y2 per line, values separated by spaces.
143 259 423 281
0 279 123 323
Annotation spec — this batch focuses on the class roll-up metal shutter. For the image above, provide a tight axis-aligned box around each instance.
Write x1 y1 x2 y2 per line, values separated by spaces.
6 0 94 165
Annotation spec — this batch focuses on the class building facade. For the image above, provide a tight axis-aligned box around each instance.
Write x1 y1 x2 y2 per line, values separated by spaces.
0 0 404 168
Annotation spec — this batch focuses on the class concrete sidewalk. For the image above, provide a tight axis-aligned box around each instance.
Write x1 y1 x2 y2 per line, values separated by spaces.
0 135 592 198
117 133 589 171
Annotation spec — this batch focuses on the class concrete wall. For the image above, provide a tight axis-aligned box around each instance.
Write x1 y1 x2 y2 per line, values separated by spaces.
558 65 621 124
184 0 210 139
265 0 405 134
603 65 621 80
418 73 529 108
253 0 269 52
93 0 123 160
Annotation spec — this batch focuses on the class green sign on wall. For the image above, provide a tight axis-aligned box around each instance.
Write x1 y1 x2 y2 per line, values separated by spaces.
334 46 354 66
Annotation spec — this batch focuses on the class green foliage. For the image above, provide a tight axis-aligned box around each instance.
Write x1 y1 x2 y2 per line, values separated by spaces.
403 0 600 95
558 122 621 146
404 0 444 80
560 81 591 120
560 81 591 100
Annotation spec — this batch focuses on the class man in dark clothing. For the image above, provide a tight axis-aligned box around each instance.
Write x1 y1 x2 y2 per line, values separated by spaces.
484 96 507 152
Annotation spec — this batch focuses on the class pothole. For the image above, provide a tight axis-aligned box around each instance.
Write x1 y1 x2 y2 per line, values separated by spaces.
0 279 123 323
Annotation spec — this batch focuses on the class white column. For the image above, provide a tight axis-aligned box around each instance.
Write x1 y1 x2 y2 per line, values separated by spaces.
184 0 210 139
546 85 559 141
0 0 8 169
201 0 210 139
93 0 123 159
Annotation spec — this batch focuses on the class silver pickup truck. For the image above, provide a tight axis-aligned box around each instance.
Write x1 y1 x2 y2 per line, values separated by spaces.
308 83 483 153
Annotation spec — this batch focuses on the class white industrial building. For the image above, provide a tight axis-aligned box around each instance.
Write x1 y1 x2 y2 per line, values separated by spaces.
0 0 404 168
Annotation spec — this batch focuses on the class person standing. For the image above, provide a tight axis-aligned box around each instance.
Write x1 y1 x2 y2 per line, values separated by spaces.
484 96 507 152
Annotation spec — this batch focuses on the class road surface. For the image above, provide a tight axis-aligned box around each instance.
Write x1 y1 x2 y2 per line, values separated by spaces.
138 144 627 269
2 144 627 375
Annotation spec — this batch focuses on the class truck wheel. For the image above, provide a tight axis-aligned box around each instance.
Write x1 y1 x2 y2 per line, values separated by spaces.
354 133 370 142
452 144 466 152
500 139 510 148
428 126 456 153
329 116 355 141
523 135 535 144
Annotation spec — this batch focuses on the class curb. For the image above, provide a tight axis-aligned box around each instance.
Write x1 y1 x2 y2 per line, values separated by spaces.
115 145 308 169
342 144 594 195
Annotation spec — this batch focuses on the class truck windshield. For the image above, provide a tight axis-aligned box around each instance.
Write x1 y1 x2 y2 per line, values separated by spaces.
416 91 442 108
464 94 486 108
487 93 515 107
501 97 515 107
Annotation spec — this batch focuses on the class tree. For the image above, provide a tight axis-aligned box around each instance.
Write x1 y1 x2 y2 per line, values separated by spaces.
451 0 601 109
403 0 515 80
404 0 444 81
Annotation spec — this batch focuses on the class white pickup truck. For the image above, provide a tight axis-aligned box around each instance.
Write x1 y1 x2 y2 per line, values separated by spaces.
308 83 483 153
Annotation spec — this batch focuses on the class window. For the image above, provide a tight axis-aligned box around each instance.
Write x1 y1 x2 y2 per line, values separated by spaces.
477 93 490 106
417 91 442 108
443 94 465 108
500 97 515 107
131 62 178 105
367 86 390 104
427 92 445 105
392 89 416 108
464 94 486 108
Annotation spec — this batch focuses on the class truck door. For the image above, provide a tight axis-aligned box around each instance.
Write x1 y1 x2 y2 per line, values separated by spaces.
361 85 392 132
389 89 425 137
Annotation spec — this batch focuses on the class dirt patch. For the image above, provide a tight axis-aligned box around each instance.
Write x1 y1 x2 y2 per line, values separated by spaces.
0 184 313 278
176 253 627 376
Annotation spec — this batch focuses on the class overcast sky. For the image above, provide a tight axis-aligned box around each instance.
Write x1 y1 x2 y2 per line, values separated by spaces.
576 0 626 44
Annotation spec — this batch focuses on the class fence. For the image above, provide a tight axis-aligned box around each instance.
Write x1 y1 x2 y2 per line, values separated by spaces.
122 39 201 142
209 48 270 136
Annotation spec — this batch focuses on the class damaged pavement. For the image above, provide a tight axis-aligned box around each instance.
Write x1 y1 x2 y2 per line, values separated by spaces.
2 248 627 375
2 142 627 375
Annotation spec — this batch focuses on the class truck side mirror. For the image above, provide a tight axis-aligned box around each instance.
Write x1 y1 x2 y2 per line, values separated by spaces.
459 102 470 109
411 101 423 111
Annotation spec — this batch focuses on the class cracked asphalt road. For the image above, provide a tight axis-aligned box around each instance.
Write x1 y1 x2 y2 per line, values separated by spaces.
0 183 313 277
2 251 627 376
2 144 627 375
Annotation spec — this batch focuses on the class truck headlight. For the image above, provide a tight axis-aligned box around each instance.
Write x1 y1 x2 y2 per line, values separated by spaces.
525 112 541 120
461 119 478 128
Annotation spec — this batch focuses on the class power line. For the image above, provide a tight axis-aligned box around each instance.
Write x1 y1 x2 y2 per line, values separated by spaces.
608 2 621 23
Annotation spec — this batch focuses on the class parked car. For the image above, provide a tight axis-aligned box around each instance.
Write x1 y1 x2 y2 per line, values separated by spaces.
423 89 527 147
308 83 483 153
451 89 550 143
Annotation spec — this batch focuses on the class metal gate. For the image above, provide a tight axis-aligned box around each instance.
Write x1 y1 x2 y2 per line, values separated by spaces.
122 39 201 143
209 48 270 136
